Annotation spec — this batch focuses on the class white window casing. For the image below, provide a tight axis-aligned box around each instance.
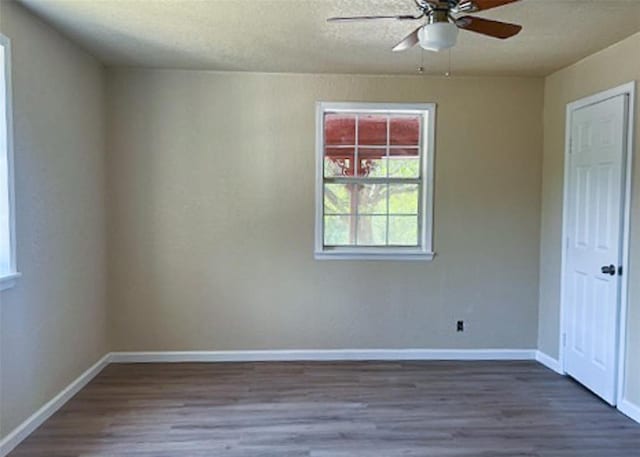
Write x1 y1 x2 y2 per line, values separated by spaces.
315 102 436 261
0 34 20 291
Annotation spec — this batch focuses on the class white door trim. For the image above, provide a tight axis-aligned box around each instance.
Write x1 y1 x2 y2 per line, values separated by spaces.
559 81 636 407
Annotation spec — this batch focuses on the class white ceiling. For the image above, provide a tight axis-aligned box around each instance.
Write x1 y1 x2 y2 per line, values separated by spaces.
17 0 640 77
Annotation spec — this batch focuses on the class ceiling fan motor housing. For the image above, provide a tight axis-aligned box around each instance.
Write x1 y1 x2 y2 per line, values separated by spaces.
419 9 459 52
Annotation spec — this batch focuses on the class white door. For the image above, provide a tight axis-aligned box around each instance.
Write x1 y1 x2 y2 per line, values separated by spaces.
564 95 628 405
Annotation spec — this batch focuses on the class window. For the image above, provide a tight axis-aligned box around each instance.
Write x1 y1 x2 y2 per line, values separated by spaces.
315 102 435 260
0 34 18 290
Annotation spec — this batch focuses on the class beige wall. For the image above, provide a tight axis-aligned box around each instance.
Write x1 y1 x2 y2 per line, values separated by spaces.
0 1 108 437
539 32 640 405
107 68 543 352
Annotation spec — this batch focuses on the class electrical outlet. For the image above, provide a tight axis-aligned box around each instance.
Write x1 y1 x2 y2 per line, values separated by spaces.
456 320 464 332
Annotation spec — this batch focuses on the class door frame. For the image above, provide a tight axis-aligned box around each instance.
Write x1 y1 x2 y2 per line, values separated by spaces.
559 81 636 406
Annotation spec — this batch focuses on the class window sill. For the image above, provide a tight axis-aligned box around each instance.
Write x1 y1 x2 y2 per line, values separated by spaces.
315 251 435 261
0 272 21 291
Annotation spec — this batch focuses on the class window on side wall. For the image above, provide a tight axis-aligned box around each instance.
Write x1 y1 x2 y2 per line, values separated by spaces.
0 34 19 290
315 102 436 261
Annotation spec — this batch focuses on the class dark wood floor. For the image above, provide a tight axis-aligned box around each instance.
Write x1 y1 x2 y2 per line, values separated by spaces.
8 361 640 456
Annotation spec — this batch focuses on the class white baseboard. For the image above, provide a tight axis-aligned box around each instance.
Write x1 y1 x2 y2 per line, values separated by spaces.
3 346 633 457
0 353 111 457
618 398 640 424
535 350 563 374
109 349 537 363
0 348 539 455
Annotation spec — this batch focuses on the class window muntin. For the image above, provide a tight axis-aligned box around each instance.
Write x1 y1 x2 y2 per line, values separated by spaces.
0 34 18 288
315 103 435 260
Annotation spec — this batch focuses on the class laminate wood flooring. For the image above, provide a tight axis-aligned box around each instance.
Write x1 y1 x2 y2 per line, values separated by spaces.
8 361 640 456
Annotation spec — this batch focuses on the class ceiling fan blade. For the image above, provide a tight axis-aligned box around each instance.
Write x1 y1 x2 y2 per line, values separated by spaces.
327 14 423 23
392 26 422 52
456 16 522 39
455 0 520 13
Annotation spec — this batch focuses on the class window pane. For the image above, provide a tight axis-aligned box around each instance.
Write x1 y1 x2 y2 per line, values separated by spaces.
325 113 355 145
0 153 8 275
390 115 420 146
324 215 353 246
388 184 419 214
357 183 387 215
319 106 430 255
0 45 9 276
358 148 387 178
324 183 355 215
389 147 420 178
357 216 387 246
358 114 387 146
389 216 419 246
324 147 354 177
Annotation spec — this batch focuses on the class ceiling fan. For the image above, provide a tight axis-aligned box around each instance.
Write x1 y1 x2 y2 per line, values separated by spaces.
327 0 523 53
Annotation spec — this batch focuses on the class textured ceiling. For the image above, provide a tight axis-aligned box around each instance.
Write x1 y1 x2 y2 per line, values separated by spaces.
16 0 640 76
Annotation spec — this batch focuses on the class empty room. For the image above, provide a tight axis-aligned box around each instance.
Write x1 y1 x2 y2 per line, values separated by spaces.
0 0 640 455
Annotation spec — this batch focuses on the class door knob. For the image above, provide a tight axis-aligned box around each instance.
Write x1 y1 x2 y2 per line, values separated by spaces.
601 265 616 276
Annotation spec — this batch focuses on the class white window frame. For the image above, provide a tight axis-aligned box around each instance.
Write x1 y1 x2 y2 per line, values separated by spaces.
314 102 436 261
0 34 19 291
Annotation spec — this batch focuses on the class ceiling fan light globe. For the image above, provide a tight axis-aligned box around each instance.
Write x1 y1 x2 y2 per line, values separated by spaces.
418 22 459 52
